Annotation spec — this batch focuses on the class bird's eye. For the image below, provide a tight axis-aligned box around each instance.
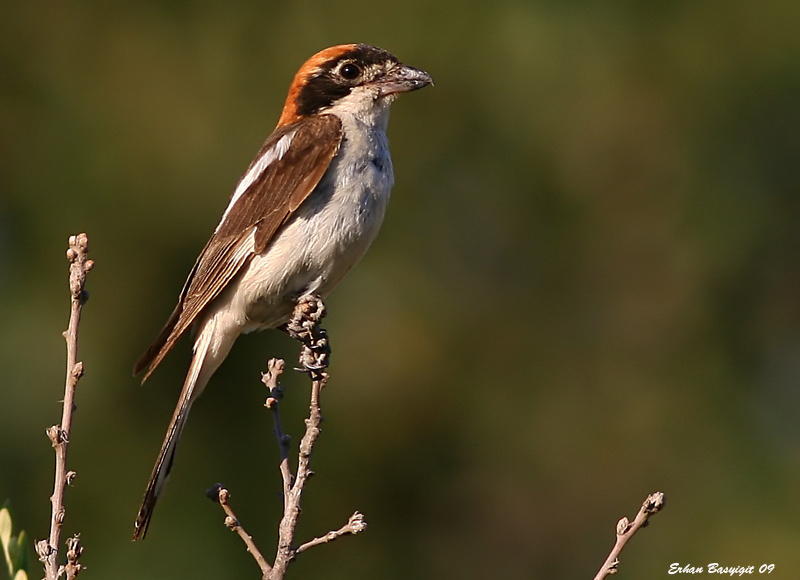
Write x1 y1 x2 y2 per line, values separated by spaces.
339 63 361 80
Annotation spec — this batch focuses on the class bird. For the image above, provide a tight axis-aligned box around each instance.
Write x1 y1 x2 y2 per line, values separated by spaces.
132 44 431 540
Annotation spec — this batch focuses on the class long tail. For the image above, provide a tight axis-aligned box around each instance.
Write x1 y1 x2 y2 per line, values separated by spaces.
133 324 217 540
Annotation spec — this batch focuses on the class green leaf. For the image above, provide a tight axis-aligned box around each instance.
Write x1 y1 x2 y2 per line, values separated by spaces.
1 507 14 578
8 531 28 576
0 507 29 579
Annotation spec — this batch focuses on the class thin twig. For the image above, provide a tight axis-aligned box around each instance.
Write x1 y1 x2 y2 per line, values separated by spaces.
593 491 666 580
36 233 92 580
207 485 272 575
263 359 293 499
63 535 84 580
295 512 367 554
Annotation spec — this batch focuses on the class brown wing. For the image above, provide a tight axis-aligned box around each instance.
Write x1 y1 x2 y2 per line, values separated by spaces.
135 114 343 381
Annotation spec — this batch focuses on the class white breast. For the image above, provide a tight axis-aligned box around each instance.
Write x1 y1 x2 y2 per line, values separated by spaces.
229 105 395 332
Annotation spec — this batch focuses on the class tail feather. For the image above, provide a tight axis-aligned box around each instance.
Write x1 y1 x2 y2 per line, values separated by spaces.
133 323 216 540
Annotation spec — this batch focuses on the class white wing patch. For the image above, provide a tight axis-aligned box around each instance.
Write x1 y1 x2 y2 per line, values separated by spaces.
215 128 297 232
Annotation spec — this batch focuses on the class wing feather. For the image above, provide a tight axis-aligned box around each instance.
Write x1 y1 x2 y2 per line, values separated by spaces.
135 114 343 380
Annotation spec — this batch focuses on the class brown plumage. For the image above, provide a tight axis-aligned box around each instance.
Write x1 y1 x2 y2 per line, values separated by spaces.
132 44 431 540
134 116 343 383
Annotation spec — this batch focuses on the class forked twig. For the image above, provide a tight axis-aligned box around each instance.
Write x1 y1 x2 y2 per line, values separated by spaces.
210 295 365 580
269 295 331 578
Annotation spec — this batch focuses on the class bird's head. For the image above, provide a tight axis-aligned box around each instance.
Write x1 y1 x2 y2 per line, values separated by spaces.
277 44 432 127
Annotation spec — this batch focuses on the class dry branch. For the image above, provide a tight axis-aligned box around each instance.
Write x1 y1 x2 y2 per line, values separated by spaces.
593 491 665 579
210 295 365 580
36 233 92 579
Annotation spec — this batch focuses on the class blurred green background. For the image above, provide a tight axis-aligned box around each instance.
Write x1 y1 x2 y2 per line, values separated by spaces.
3 1 800 578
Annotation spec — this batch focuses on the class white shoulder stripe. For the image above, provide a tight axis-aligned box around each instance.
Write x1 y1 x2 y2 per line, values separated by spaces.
215 128 297 231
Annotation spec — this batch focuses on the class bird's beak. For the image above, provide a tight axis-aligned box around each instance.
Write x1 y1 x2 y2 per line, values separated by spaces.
376 63 433 98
